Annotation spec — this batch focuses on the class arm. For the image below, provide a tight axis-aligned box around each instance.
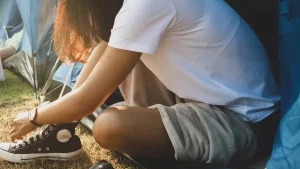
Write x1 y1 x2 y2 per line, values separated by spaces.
1 29 24 60
0 46 16 61
35 46 141 124
73 41 108 89
9 42 116 141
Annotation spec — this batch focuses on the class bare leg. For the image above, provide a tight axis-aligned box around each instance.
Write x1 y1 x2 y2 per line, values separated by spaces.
92 106 174 158
0 46 16 61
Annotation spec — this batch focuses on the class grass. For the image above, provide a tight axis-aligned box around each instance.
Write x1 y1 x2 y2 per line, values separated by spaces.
0 70 139 169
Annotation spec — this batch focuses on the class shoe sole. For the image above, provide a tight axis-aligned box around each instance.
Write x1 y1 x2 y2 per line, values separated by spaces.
0 148 83 163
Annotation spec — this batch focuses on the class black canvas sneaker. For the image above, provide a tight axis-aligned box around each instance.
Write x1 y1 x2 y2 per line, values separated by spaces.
90 160 114 169
0 122 83 163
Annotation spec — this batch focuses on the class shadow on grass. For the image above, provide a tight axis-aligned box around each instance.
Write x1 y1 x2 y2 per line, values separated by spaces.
1 151 94 169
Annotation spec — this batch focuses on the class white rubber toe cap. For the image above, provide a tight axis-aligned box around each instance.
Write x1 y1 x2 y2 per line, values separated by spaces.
0 143 22 163
0 143 11 151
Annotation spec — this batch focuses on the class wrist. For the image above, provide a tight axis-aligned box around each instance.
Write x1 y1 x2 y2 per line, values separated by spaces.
28 107 43 127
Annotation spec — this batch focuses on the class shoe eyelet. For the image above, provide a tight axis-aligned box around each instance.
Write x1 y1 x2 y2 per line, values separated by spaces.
16 145 19 148
46 147 49 151
28 141 31 144
38 148 41 151
40 135 43 139
34 138 37 142
45 131 48 135
22 143 25 146
49 126 53 130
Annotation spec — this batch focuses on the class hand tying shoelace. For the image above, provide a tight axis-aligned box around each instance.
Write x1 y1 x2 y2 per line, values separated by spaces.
15 125 56 148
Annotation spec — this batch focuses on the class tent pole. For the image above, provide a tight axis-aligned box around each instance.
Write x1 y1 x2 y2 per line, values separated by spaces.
32 53 38 100
40 58 60 97
58 63 75 98
40 40 60 97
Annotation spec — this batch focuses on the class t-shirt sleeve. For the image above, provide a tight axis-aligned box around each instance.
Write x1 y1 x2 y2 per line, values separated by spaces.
108 0 176 54
5 29 23 50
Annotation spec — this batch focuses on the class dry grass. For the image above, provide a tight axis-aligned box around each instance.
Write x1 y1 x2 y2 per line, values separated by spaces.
0 70 139 169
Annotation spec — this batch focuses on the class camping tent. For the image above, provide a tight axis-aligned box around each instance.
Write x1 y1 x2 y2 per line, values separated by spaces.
1 0 65 101
267 1 300 168
0 0 22 82
0 0 22 45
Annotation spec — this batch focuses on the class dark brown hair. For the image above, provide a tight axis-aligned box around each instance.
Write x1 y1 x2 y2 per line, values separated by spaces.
54 0 123 63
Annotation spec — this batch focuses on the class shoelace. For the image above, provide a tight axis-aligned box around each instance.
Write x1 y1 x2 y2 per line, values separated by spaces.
15 125 55 148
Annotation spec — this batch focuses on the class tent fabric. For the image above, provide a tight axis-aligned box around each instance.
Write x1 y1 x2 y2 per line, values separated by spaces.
2 0 61 101
0 0 22 44
53 63 84 88
267 0 300 169
0 1 6 23
0 60 4 81
16 0 56 59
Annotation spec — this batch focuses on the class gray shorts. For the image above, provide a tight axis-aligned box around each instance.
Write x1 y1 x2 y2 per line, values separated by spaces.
119 61 257 165
151 102 256 165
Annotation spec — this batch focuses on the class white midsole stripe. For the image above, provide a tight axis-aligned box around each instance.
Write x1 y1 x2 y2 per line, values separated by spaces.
0 148 83 163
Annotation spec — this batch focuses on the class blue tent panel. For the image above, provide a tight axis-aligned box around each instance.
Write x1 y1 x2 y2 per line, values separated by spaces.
53 63 84 88
16 0 56 60
0 0 22 43
267 1 300 169
16 0 41 57
3 0 59 100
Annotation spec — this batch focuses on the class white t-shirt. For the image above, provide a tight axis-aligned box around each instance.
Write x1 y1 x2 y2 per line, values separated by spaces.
5 29 23 50
109 0 280 122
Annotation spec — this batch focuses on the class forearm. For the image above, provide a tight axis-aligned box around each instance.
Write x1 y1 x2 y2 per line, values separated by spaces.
35 90 96 124
0 46 16 61
34 47 141 125
73 41 108 89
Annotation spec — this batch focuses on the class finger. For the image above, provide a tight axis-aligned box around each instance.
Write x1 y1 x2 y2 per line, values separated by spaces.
11 132 23 142
9 128 17 135
11 133 17 142
15 137 24 141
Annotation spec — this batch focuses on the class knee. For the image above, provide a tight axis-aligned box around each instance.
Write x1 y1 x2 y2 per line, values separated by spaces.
92 107 124 149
